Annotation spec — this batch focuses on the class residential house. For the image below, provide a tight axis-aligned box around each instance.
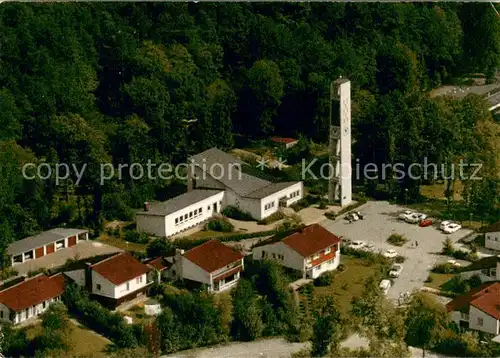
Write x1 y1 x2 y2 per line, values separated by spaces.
64 252 152 309
170 240 244 292
8 228 89 266
459 255 500 282
252 224 342 279
270 137 299 149
484 222 500 251
189 148 303 221
0 273 65 325
136 189 224 237
447 282 500 339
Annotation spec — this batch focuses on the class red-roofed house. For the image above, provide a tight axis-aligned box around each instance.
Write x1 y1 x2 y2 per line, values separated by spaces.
270 137 299 149
170 240 245 292
64 252 152 308
252 224 342 279
0 273 65 325
145 257 172 283
447 282 500 337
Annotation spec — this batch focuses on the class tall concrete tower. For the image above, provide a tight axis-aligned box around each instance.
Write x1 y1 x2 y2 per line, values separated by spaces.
328 78 352 207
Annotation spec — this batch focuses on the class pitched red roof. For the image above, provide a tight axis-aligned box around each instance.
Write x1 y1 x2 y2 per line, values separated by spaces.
270 137 298 144
145 257 170 271
183 240 244 273
282 224 341 258
446 282 500 319
0 274 65 312
92 252 150 285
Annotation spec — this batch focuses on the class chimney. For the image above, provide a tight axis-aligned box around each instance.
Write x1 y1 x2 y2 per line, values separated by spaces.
84 262 93 293
144 202 150 211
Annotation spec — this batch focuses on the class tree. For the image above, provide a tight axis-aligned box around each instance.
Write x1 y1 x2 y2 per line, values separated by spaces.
311 296 342 357
146 239 173 258
231 279 263 341
441 237 454 256
405 292 449 357
33 303 73 356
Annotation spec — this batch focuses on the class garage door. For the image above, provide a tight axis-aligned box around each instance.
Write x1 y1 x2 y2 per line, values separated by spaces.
46 243 55 254
35 247 44 258
68 236 77 247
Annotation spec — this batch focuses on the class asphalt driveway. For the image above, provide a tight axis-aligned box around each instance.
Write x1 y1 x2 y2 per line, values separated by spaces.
320 201 473 300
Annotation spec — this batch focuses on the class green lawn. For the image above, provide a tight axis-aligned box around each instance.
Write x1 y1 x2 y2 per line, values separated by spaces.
424 272 455 290
301 256 383 318
25 321 110 357
187 229 241 239
97 234 147 253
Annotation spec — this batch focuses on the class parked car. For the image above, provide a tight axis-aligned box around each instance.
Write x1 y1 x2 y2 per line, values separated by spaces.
354 211 364 220
345 212 359 222
447 259 462 267
440 220 452 231
405 213 427 223
379 279 392 295
443 223 462 234
389 264 404 278
419 219 433 227
398 210 414 220
383 249 398 258
349 240 365 250
362 243 376 252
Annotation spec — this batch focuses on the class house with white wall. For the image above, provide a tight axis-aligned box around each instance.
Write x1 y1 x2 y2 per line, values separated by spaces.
484 222 500 251
447 282 500 339
8 228 89 266
169 240 244 292
64 252 151 308
189 147 303 221
459 255 500 283
136 189 224 237
252 224 342 279
0 273 65 325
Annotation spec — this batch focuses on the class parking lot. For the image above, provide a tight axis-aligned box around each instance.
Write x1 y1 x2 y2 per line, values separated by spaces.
321 201 474 300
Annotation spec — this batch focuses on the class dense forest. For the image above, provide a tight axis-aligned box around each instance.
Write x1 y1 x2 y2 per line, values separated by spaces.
1 3 500 257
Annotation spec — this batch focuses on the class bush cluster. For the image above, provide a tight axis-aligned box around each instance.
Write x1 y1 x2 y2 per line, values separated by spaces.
123 230 150 244
432 263 458 274
222 206 254 221
313 271 335 286
257 211 285 225
206 218 234 232
386 234 408 247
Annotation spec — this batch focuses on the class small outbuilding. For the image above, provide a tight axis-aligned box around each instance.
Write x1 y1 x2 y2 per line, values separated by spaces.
144 299 162 316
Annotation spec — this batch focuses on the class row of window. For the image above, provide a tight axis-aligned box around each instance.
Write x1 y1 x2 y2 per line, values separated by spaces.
481 268 497 277
175 207 203 225
264 201 275 211
313 259 334 271
486 235 499 242
290 190 300 198
310 247 332 261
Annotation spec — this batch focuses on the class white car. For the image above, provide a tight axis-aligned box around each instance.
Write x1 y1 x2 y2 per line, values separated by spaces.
440 221 452 230
398 210 414 220
405 213 427 223
379 279 392 295
389 264 404 278
349 241 366 250
383 249 398 258
361 243 376 252
447 259 462 267
443 223 462 234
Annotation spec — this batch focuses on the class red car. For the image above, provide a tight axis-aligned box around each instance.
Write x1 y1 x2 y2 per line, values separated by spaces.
419 219 433 227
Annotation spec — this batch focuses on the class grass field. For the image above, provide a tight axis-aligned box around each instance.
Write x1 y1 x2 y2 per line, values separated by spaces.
25 320 110 357
301 256 383 318
97 234 147 252
424 272 455 290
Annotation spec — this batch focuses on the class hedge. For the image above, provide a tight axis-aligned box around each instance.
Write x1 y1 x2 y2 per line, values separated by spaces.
173 230 276 250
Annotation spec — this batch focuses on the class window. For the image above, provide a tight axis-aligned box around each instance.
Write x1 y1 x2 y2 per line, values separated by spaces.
126 282 130 291
189 211 193 218
325 247 331 254
1 311 3 319
314 264 322 271
261 251 266 259
136 276 143 284
491 269 497 277
43 302 46 309
96 284 101 291
313 253 320 260
184 214 188 220
477 317 483 326
175 218 178 224
327 259 333 264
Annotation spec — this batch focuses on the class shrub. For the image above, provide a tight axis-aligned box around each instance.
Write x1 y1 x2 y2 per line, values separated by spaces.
314 271 335 287
206 218 234 232
386 234 408 247
432 263 456 274
0 267 18 281
324 211 336 220
425 275 434 283
123 230 150 244
395 256 406 263
222 206 254 221
317 200 328 210
258 211 285 225
442 238 455 256
468 274 482 288
465 252 479 262
337 264 346 272
448 275 470 294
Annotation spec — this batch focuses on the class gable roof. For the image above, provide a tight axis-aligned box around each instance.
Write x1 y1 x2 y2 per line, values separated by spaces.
190 147 300 199
7 228 88 256
183 239 244 273
91 253 150 285
145 257 170 271
270 137 298 144
0 274 65 312
136 189 223 217
459 255 500 273
282 224 342 257
484 222 500 233
447 282 500 320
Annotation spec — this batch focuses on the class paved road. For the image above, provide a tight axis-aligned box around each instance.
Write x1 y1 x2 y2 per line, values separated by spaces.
320 201 473 301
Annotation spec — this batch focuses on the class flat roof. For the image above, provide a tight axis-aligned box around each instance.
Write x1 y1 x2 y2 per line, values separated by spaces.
7 228 88 256
136 189 223 217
